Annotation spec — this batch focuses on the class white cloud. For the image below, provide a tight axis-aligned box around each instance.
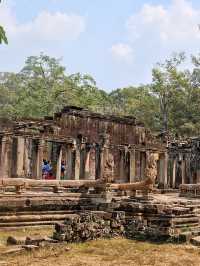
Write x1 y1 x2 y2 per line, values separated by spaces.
111 43 133 62
31 11 85 41
126 0 200 43
0 3 86 42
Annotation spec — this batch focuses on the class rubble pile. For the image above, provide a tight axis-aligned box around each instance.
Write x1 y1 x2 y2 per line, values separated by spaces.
53 200 200 243
53 212 126 242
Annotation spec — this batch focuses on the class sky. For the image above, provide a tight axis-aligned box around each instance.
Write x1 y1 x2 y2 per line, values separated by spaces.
0 0 200 91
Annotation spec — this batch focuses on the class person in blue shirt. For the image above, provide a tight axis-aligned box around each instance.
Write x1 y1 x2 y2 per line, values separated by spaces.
61 160 66 180
42 160 51 179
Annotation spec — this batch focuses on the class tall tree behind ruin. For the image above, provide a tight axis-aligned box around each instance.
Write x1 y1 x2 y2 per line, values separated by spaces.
1 52 200 136
151 53 186 133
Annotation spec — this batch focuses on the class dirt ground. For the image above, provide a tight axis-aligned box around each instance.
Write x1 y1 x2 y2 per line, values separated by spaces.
1 227 200 266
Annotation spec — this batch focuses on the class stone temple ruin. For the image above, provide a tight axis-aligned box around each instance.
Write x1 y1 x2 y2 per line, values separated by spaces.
1 106 200 245
0 106 167 184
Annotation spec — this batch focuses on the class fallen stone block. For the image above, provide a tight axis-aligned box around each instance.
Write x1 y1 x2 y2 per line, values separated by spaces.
191 236 200 246
7 236 26 245
25 236 46 245
2 247 25 255
0 261 7 266
22 245 39 251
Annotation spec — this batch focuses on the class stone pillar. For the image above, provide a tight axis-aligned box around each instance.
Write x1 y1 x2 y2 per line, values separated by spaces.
158 154 164 187
0 136 13 178
24 138 31 178
64 144 72 180
43 141 49 161
84 148 90 179
119 149 125 183
80 144 86 180
197 170 200 184
172 158 177 189
74 144 80 180
0 137 2 178
157 153 168 188
89 146 96 180
140 152 146 181
130 149 136 183
16 137 25 178
181 156 186 184
99 146 105 179
163 152 168 188
36 140 44 180
56 145 62 180
135 151 141 181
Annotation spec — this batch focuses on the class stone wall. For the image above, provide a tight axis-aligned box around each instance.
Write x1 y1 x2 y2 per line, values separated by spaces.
56 106 155 145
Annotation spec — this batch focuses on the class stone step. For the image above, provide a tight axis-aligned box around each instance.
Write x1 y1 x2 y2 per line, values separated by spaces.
0 210 75 217
0 213 74 223
173 222 200 229
0 220 65 228
172 217 199 224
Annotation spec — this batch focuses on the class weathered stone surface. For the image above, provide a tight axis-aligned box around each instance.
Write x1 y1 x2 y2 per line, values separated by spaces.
2 247 25 255
7 236 26 245
53 211 126 243
25 236 51 246
22 244 39 251
190 236 200 246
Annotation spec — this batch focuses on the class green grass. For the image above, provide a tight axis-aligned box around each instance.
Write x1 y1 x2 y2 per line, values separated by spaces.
1 228 200 266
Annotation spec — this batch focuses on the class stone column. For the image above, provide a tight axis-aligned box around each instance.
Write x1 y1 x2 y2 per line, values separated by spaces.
74 143 80 180
0 136 13 179
0 137 2 178
157 154 164 187
99 146 105 179
16 136 25 178
24 138 31 178
130 149 136 183
84 148 90 179
172 157 177 189
56 145 62 180
89 146 96 180
181 156 186 184
43 141 49 161
119 149 125 183
65 144 73 180
197 170 200 184
80 144 86 180
140 152 146 181
135 151 141 181
64 144 74 180
158 152 168 188
163 152 168 188
36 140 44 180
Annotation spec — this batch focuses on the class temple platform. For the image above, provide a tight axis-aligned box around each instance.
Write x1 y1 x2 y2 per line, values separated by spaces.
0 190 200 243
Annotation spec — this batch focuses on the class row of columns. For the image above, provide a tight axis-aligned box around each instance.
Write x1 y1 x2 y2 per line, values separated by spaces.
157 152 168 188
0 135 168 185
0 136 99 180
170 154 191 188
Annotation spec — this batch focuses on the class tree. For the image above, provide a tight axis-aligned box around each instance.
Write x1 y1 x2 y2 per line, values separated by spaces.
152 53 186 132
0 54 109 118
0 1 8 44
109 86 159 131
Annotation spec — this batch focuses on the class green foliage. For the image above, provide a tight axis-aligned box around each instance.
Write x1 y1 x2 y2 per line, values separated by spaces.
0 54 111 119
0 26 8 44
0 1 8 44
1 52 200 137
